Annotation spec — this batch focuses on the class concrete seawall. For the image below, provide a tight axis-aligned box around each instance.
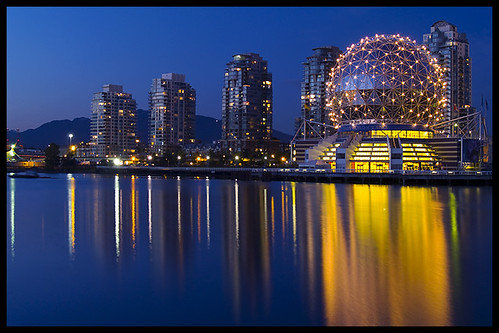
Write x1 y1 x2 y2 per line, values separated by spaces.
96 166 493 186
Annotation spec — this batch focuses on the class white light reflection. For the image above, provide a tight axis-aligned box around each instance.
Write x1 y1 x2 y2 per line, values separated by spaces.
9 177 15 258
263 188 268 236
235 180 240 247
206 178 211 247
114 175 120 259
148 175 152 248
177 178 182 237
291 182 297 254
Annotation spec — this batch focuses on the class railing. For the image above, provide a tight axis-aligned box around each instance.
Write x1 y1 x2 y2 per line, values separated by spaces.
263 168 492 177
98 165 492 177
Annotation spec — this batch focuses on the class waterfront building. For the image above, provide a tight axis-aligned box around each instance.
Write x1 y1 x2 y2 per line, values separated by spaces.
90 84 137 158
301 34 479 171
300 46 342 138
149 73 196 155
423 21 473 136
221 53 273 152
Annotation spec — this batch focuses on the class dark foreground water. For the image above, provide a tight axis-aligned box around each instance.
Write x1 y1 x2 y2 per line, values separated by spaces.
6 173 492 326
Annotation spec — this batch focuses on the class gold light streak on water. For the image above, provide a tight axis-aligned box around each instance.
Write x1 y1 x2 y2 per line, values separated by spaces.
131 175 136 249
391 186 450 325
321 184 346 326
291 182 297 253
319 184 451 326
9 177 15 258
67 174 75 259
449 191 459 254
448 189 461 296
114 175 120 259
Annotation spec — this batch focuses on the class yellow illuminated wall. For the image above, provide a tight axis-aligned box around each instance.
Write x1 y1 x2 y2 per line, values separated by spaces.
371 129 433 139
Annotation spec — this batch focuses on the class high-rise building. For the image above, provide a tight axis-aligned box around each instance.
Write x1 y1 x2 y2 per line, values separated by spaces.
423 21 472 136
221 53 273 151
90 84 137 157
300 46 342 138
149 73 196 154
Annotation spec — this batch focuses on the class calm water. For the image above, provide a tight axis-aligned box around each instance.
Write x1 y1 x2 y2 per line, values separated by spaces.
6 173 492 326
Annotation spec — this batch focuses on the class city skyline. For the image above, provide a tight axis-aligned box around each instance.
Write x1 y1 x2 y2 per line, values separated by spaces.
7 6 493 135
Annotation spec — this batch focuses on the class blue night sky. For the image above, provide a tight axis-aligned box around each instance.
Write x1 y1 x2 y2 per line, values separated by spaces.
7 6 493 135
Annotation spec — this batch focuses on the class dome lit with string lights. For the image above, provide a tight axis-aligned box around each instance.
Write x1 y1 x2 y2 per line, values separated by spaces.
327 34 446 129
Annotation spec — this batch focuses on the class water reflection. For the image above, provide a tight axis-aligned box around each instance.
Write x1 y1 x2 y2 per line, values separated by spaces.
6 174 492 326
67 174 75 259
114 174 120 259
9 177 15 258
315 185 451 325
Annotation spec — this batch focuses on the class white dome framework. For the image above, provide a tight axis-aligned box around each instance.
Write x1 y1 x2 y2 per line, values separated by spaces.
327 34 447 129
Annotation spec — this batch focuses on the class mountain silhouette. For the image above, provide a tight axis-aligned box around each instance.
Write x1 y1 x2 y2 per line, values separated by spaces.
7 110 292 149
7 117 90 149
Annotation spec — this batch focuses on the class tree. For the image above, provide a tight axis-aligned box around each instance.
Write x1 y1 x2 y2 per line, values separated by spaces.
44 143 60 169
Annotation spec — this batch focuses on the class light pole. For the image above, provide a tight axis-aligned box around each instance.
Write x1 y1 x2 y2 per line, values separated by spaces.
68 133 73 147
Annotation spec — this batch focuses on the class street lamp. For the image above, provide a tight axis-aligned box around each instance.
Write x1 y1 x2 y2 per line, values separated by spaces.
68 133 73 147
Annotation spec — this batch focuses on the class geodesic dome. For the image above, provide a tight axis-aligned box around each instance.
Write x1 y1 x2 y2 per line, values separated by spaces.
327 34 446 128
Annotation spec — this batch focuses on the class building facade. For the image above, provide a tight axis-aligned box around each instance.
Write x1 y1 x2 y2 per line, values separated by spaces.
221 53 273 151
149 73 196 154
90 84 137 158
301 34 453 171
300 46 342 138
423 20 473 136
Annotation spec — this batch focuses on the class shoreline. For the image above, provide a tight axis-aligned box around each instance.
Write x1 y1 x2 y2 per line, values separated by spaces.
9 165 492 186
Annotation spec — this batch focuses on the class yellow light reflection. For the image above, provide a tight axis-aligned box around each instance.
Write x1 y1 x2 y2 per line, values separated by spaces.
321 183 343 326
68 174 75 258
449 191 459 253
320 184 451 326
131 175 136 249
448 190 461 293
114 175 120 259
392 186 450 325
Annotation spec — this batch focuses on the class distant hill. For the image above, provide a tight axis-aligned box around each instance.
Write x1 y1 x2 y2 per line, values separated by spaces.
196 115 222 143
195 115 293 143
7 117 90 149
7 111 293 149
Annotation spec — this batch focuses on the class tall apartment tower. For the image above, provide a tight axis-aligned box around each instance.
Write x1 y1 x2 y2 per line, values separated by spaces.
301 46 342 138
149 73 196 154
90 84 137 157
423 21 472 136
221 53 273 151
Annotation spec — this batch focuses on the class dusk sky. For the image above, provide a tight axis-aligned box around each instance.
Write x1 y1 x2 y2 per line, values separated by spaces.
7 6 493 135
